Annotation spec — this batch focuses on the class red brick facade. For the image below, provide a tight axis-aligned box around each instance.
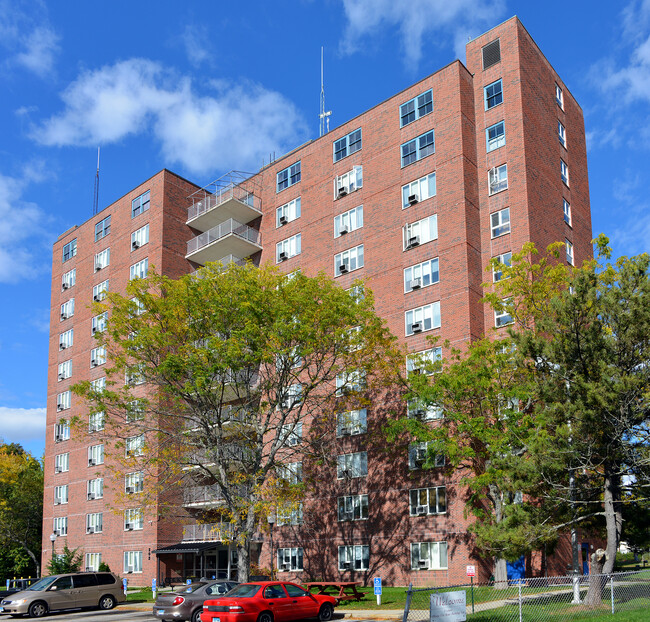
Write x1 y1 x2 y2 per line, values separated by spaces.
43 17 593 586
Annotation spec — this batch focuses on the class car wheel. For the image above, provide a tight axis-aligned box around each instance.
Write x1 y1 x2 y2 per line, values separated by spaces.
98 594 117 610
28 601 48 618
191 608 204 622
258 611 274 622
318 603 334 622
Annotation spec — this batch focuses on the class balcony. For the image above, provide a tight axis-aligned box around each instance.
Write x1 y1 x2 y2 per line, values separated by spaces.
186 219 262 265
187 171 262 231
182 521 234 542
183 485 226 507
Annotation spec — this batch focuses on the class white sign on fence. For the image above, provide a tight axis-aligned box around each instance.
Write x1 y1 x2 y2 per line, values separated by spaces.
429 590 467 622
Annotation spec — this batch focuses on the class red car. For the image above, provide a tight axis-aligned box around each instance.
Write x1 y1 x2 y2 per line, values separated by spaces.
201 581 337 622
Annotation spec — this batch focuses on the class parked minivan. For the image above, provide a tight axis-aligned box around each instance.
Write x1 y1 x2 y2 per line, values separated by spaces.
0 572 125 617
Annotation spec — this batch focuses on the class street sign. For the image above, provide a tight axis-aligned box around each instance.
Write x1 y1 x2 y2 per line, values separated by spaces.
122 578 127 595
152 578 156 597
466 565 476 577
373 577 382 595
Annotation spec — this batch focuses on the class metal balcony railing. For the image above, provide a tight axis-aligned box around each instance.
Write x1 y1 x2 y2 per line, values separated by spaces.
182 522 233 542
183 485 226 506
188 185 261 222
186 219 261 256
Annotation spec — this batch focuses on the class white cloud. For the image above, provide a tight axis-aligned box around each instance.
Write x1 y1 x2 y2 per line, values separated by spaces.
181 23 213 67
340 0 506 68
0 406 46 443
32 59 309 175
0 0 59 78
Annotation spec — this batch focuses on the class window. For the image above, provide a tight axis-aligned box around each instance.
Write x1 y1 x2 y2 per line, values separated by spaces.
402 172 436 208
408 442 445 470
495 302 513 328
89 411 105 433
563 199 572 226
92 280 108 302
334 165 363 198
87 477 103 500
493 251 512 282
54 485 68 505
54 421 70 442
281 422 303 447
486 121 505 152
57 390 71 412
277 548 303 571
130 297 146 317
86 512 103 534
334 205 363 237
407 398 443 421
411 541 448 570
277 161 301 192
488 164 508 195
277 503 303 526
94 248 110 272
405 302 441 336
400 89 433 127
61 268 76 291
561 159 569 186
338 545 369 571
278 461 302 484
276 197 301 227
126 399 145 423
60 298 74 321
337 451 368 479
401 130 435 167
124 550 143 573
125 434 145 457
406 347 442 375
277 383 302 411
404 215 437 249
484 79 503 110
91 312 107 335
59 329 73 351
90 377 106 393
410 486 447 515
335 245 364 276
333 128 362 162
125 364 145 385
130 258 148 280
558 121 567 148
85 553 102 572
62 239 77 263
131 224 149 250
566 240 574 265
131 190 150 218
490 208 510 238
125 508 143 531
404 258 439 292
88 444 104 466
125 472 144 494
336 370 366 396
90 346 106 368
53 517 67 537
276 234 301 263
58 359 72 381
338 495 368 521
54 452 69 473
94 215 111 241
336 409 367 436
555 83 564 109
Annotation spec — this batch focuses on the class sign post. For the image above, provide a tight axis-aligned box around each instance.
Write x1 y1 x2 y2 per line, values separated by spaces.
152 578 157 599
122 578 128 597
373 577 382 606
466 566 476 614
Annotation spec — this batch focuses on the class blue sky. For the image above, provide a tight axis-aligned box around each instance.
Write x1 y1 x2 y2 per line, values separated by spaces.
1 0 649 457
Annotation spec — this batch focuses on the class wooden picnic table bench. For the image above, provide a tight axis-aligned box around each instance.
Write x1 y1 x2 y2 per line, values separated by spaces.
302 581 368 602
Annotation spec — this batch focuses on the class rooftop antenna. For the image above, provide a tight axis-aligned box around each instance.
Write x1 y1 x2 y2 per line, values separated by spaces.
92 147 100 215
319 47 332 137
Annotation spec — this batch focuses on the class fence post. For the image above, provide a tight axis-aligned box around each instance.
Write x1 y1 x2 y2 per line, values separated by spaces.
610 574 615 614
518 581 523 622
402 583 413 622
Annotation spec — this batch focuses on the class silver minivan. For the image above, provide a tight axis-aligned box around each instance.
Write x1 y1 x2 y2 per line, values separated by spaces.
0 572 125 617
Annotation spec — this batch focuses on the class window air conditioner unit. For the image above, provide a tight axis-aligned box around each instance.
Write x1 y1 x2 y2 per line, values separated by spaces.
339 225 349 235
55 434 63 442
58 373 65 381
342 561 351 569
93 294 100 302
91 359 97 367
337 186 348 197
410 278 422 290
416 505 428 515
132 241 140 250
88 458 96 466
416 449 427 462
92 327 97 335
87 526 95 534
419 560 429 568
88 492 96 500
408 235 420 248
62 283 69 291
95 265 102 272
279 251 288 261
54 500 61 505
55 466 62 473
279 215 288 225
126 486 134 494
60 313 68 320
411 322 422 333
125 524 134 531
53 529 60 536
408 194 419 205
59 342 67 350
351 425 362 435
338 263 349 274
57 404 63 412
340 426 350 436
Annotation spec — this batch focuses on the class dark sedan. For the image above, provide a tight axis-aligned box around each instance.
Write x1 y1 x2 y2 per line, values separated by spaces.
154 581 238 622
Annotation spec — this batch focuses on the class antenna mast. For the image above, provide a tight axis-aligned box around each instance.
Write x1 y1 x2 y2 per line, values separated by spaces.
93 147 100 215
319 47 332 137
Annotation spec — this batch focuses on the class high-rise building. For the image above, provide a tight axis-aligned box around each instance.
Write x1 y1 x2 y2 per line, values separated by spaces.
43 17 592 586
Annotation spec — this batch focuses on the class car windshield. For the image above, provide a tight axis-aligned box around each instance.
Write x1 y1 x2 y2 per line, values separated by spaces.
26 577 58 591
177 583 206 593
224 584 261 598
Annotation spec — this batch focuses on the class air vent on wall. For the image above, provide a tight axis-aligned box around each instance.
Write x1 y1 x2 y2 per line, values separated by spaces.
482 39 501 70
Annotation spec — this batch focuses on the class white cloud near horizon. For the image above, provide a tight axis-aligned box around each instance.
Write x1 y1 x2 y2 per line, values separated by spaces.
340 0 506 68
0 406 46 444
32 59 310 175
0 0 60 78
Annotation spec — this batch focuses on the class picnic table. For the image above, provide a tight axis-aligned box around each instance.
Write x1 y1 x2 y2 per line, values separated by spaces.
302 581 368 602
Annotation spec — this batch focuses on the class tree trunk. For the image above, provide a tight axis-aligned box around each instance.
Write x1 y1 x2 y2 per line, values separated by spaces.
494 557 508 589
237 540 250 583
584 550 607 607
24 546 40 578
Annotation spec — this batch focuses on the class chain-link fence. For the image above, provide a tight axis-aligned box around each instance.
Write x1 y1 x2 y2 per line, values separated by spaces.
402 571 650 621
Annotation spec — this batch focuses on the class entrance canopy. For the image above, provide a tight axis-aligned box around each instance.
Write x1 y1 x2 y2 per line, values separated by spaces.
153 542 217 555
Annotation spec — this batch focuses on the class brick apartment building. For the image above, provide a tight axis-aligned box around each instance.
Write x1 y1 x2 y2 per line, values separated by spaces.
43 16 593 586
